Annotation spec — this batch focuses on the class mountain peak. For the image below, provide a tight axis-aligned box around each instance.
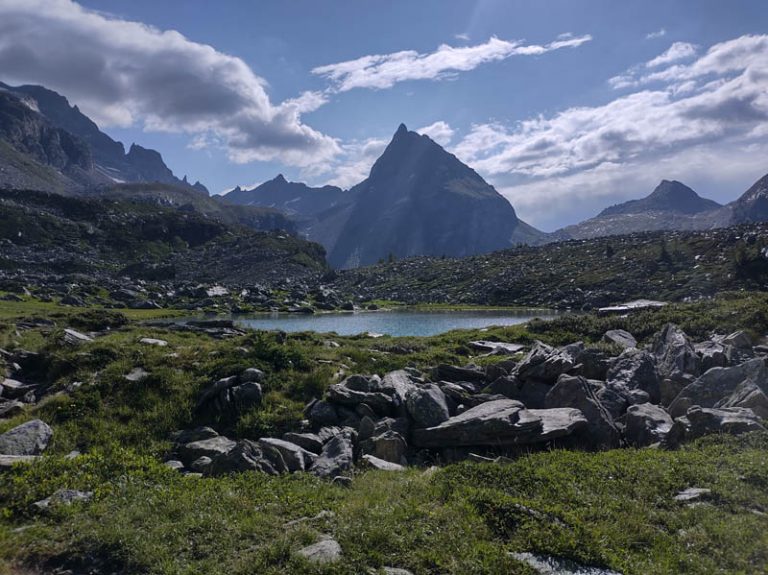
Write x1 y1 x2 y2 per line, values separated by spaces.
598 179 721 218
395 123 408 136
273 173 287 183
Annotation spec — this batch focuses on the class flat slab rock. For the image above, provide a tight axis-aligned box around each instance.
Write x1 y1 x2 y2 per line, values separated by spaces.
412 399 587 448
510 552 622 575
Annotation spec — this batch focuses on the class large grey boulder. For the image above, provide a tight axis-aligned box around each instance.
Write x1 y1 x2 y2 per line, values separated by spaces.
606 348 661 404
310 431 355 478
405 384 450 428
371 430 407 465
544 375 621 449
695 341 729 372
668 358 768 417
380 370 418 404
197 375 262 420
433 364 486 384
411 399 587 448
514 342 575 384
327 375 394 413
624 403 674 447
714 380 768 419
258 437 316 472
282 432 324 454
603 329 637 349
177 436 236 465
652 324 700 383
668 406 765 447
308 400 340 428
207 439 283 475
0 419 52 455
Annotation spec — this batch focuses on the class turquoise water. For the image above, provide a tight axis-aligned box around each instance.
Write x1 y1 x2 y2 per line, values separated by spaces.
221 309 558 337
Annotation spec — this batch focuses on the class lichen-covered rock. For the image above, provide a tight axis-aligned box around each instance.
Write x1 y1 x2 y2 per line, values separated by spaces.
0 419 52 455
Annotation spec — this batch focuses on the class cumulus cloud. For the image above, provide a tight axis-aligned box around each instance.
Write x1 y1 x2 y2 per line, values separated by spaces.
0 0 339 167
417 121 455 146
312 34 592 92
310 137 389 189
450 34 768 229
646 41 698 68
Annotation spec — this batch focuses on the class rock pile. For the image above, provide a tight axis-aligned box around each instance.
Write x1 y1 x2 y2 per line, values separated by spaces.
165 323 767 482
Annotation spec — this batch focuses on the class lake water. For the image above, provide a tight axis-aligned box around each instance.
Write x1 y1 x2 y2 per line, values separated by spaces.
215 309 559 337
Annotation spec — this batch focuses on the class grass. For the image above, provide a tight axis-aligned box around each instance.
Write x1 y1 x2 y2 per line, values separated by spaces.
0 292 767 573
0 435 766 574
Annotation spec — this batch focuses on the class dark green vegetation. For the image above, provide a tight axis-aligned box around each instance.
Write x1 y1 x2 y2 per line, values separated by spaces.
0 188 326 283
0 293 767 573
333 223 768 308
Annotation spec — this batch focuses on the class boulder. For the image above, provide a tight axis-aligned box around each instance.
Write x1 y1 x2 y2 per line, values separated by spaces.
371 430 407 465
695 341 729 372
297 537 342 564
62 328 92 345
0 419 52 455
177 436 236 465
668 358 768 417
624 403 674 447
405 384 450 428
1 378 36 400
380 370 418 404
411 399 587 448
258 437 316 472
668 406 766 447
714 380 768 419
544 375 621 448
514 342 575 384
327 375 394 413
361 454 405 471
0 455 40 470
33 489 92 511
603 329 637 349
282 432 324 454
139 338 168 347
652 324 700 382
606 348 661 404
197 376 262 420
0 400 25 418
433 364 486 384
207 440 282 475
171 426 219 444
309 400 340 427
310 431 355 479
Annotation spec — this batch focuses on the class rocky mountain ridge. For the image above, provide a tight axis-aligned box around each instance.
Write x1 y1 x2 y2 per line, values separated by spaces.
0 82 206 193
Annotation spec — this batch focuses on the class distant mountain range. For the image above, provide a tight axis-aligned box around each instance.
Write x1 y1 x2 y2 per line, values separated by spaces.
223 124 546 268
0 82 206 193
2 81 768 269
555 176 767 240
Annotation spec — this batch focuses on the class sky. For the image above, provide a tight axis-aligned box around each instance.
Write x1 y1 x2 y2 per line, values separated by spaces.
0 0 767 231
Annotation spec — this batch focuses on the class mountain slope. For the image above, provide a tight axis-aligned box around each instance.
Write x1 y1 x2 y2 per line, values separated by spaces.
0 82 206 192
729 172 768 224
557 180 723 240
316 124 546 268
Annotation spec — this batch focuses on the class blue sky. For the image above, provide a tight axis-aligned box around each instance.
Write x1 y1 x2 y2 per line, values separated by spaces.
1 0 768 230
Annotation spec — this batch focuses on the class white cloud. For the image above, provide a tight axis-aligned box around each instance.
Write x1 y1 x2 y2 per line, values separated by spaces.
0 0 340 167
312 34 592 92
454 33 470 42
309 137 389 189
450 34 768 229
417 121 455 146
646 28 667 40
646 41 698 68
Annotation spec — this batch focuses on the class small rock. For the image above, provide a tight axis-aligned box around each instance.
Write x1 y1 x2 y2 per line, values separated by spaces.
139 338 168 347
674 487 712 502
33 489 92 511
297 538 342 564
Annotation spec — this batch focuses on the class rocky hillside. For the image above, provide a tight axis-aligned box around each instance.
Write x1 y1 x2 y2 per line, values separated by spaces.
330 224 768 309
0 82 206 192
0 188 326 284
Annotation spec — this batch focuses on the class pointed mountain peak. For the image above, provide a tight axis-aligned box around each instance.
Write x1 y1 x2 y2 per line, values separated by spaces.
273 173 287 183
395 123 408 136
649 179 697 200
